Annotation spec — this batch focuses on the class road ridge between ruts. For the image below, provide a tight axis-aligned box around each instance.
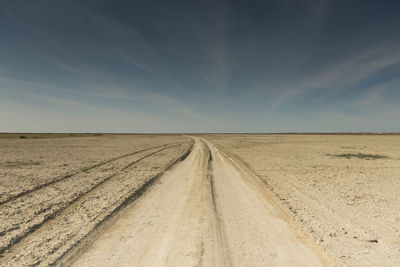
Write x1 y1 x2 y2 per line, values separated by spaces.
0 140 194 266
198 139 232 266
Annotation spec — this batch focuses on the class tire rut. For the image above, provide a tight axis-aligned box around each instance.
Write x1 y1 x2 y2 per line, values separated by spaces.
200 141 231 266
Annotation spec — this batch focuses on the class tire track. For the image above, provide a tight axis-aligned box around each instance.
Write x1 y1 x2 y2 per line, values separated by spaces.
216 147 376 264
0 141 194 267
203 139 328 266
71 139 232 267
0 143 186 257
55 142 194 266
0 142 182 206
199 141 232 266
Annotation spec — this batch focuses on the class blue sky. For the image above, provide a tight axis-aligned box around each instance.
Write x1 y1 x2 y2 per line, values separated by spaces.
1 0 400 132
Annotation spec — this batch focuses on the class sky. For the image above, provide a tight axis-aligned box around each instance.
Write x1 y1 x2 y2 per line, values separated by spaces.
1 0 400 133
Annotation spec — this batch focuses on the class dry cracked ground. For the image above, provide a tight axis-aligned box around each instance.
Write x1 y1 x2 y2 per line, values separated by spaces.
0 134 399 266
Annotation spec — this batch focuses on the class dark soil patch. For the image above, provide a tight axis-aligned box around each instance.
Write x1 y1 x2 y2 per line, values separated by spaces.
328 153 388 160
0 161 42 168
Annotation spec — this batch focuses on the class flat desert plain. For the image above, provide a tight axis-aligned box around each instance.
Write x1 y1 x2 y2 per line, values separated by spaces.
0 134 399 266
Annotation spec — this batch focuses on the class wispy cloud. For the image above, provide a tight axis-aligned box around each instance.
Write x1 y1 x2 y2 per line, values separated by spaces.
114 50 153 74
115 49 184 89
271 38 400 108
0 75 77 94
51 0 136 37
81 88 204 120
3 9 69 52
20 91 84 107
352 78 400 108
44 57 122 85
301 40 400 89
0 66 13 75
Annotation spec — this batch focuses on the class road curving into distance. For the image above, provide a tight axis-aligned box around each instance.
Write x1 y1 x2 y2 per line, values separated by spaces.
72 137 331 266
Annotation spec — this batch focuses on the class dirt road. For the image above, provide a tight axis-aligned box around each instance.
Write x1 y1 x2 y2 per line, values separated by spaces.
72 138 329 266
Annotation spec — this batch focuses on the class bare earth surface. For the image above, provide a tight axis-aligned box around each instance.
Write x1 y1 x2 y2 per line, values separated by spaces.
203 134 400 266
0 134 186 203
0 135 193 266
1 134 399 266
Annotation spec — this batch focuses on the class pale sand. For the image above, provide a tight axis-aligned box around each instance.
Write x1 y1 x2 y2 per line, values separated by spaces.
1 134 399 266
204 134 400 266
73 138 329 266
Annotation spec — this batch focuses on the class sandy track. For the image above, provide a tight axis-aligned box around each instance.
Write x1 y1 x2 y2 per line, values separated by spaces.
72 138 328 266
